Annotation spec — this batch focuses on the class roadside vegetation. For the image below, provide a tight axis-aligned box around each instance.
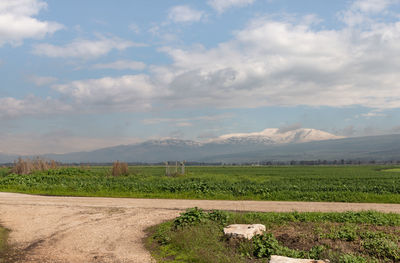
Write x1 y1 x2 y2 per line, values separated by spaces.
147 208 400 263
0 226 9 263
1 165 400 203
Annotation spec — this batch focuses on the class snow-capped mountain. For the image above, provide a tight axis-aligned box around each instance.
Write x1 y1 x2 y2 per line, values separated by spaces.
3 128 345 163
211 128 343 145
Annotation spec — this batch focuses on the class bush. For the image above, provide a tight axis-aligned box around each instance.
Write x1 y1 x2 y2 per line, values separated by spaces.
252 233 280 259
362 237 400 261
111 161 129 176
208 210 229 225
11 157 58 175
173 207 209 228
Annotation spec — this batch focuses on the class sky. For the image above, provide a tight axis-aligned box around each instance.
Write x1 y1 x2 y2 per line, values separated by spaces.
1 0 400 155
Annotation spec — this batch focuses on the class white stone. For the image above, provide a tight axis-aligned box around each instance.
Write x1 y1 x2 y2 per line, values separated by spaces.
270 255 329 263
223 224 266 240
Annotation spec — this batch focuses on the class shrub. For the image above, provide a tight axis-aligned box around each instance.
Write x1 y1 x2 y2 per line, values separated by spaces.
362 237 400 261
11 157 58 175
208 210 229 225
252 233 281 259
111 161 129 176
173 207 209 228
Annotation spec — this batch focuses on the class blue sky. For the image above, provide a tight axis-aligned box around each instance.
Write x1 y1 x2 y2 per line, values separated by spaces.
1 0 400 154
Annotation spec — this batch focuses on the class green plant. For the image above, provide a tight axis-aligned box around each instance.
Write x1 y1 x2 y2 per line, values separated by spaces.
252 233 280 259
0 226 9 262
208 210 229 225
339 254 371 263
307 245 325 259
153 222 172 245
173 207 209 228
362 237 400 261
325 224 358 241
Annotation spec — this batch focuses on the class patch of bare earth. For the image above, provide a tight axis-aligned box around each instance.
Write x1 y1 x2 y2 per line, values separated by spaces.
0 200 180 262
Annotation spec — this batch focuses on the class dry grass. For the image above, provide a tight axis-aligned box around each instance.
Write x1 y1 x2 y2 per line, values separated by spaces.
111 161 129 176
11 157 58 175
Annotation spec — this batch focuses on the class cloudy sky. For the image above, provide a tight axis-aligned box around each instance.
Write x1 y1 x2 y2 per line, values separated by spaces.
1 0 400 154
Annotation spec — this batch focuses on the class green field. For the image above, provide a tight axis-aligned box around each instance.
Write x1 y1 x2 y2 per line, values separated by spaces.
148 209 400 262
383 168 400 173
1 165 400 203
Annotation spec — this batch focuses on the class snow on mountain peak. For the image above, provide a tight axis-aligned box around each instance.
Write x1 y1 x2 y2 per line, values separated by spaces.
212 128 343 145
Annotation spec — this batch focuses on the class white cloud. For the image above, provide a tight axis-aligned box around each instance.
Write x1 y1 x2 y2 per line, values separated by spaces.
92 60 146 70
168 5 204 23
0 95 72 119
53 75 160 112
0 74 161 119
4 0 400 120
28 75 58 86
0 0 63 46
352 0 393 13
339 0 396 26
207 0 256 13
33 36 145 59
155 11 400 110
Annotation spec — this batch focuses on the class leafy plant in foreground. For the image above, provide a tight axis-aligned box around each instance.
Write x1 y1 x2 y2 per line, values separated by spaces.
362 236 400 261
173 207 209 228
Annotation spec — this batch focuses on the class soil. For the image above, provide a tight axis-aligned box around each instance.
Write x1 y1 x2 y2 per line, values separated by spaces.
1 192 400 263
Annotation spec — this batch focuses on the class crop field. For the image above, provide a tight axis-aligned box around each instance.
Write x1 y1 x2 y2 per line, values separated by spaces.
1 165 400 203
148 209 400 262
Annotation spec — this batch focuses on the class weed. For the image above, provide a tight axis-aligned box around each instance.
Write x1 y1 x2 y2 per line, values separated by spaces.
111 161 129 176
10 157 57 175
208 210 229 225
252 233 281 259
173 207 209 228
362 236 400 261
325 224 358 241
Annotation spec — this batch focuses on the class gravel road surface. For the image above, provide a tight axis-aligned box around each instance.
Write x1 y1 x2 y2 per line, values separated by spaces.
1 192 400 262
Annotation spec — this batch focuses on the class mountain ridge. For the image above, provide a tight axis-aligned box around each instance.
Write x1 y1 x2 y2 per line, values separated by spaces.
2 129 400 164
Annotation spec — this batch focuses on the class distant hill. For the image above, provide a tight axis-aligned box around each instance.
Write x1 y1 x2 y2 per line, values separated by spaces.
2 130 400 164
212 128 342 145
202 134 400 163
39 128 341 163
0 153 16 164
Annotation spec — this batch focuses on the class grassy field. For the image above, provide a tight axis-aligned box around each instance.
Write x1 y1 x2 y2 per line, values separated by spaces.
1 165 400 203
0 226 9 263
147 209 400 262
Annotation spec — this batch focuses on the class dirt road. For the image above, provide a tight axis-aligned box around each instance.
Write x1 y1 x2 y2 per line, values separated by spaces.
1 192 400 263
